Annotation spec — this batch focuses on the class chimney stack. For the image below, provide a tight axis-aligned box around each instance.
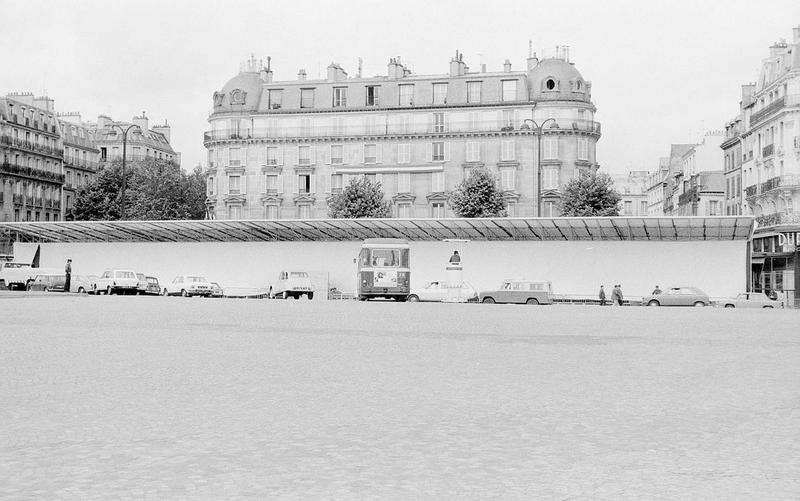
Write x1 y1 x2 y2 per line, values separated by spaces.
298 69 307 81
152 120 171 143
503 59 512 72
132 111 149 133
793 25 800 43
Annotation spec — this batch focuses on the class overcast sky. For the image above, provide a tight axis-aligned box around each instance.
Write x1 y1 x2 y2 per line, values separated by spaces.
3 0 799 174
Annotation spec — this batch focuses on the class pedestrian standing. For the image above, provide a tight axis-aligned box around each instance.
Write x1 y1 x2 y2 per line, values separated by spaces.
610 284 619 306
598 285 606 306
652 285 662 295
449 250 461 264
64 259 72 293
616 284 624 306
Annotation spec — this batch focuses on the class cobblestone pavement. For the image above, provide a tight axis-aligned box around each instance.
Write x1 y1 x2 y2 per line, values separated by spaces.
1 295 798 500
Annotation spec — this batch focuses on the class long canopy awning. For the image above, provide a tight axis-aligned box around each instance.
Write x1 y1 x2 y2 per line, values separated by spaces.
0 217 754 244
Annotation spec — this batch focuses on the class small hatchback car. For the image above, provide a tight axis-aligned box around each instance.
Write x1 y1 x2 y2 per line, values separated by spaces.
94 269 140 295
163 275 213 297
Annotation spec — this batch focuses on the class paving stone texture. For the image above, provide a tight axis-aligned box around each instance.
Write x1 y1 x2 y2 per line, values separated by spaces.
0 295 798 500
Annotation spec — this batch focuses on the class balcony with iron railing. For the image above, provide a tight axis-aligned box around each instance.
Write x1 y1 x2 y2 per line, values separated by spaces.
203 119 602 142
762 143 774 158
756 211 800 228
63 157 99 170
750 94 800 127
0 134 64 158
746 174 800 198
0 161 66 184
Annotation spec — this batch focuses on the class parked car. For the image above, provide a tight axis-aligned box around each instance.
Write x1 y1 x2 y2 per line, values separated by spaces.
26 273 65 292
719 292 778 308
210 282 224 298
73 275 98 294
93 269 140 295
273 270 314 299
163 275 213 297
135 273 148 295
1 262 34 290
642 286 710 307
479 279 553 305
144 276 161 296
407 281 478 302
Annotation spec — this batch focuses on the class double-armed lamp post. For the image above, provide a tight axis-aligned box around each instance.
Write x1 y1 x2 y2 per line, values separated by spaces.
109 123 141 220
522 118 558 217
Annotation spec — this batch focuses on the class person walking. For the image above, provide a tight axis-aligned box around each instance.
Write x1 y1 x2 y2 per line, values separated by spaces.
610 284 620 306
64 259 72 293
615 284 624 306
449 250 461 264
598 285 606 306
652 285 662 295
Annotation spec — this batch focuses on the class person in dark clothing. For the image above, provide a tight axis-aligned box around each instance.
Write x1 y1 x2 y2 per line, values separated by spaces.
652 285 662 295
598 285 606 306
64 259 72 293
449 251 461 264
615 284 624 306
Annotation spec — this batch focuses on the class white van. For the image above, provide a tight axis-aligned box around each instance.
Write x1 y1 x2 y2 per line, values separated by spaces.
273 270 314 300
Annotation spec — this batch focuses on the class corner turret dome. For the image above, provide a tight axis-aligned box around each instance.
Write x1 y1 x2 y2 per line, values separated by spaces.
528 57 589 100
213 62 264 112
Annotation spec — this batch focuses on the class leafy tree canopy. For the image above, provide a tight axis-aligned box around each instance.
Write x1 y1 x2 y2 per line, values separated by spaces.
559 171 621 217
448 167 507 217
327 176 391 218
72 159 207 221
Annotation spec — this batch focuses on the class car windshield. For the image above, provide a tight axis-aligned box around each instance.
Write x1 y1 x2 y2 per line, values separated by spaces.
289 272 308 278
371 250 399 267
189 276 207 282
116 271 136 279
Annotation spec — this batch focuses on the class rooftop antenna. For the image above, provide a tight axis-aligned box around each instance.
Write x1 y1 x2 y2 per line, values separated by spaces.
358 57 363 78
528 40 532 58
266 56 271 71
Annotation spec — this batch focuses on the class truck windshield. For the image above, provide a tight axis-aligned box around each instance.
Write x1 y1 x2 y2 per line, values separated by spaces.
371 249 399 267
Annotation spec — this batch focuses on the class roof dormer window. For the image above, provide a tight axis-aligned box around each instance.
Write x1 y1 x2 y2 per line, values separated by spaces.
545 78 557 91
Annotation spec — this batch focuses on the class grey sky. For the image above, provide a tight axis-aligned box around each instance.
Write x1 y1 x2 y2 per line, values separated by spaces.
3 0 799 174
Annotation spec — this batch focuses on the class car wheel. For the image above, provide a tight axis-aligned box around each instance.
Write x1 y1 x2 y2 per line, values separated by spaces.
282 291 289 300
307 292 314 300
179 289 187 297
482 297 495 304
693 301 705 307
647 300 660 307
526 298 540 305
107 286 113 296
724 304 735 308
359 296 368 301
407 294 420 302
763 305 774 309
77 287 85 294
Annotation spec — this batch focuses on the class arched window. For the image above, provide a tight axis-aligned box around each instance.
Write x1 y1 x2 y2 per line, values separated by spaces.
545 78 557 91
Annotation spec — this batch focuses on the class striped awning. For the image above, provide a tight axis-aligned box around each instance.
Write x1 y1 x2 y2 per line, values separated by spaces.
0 216 754 243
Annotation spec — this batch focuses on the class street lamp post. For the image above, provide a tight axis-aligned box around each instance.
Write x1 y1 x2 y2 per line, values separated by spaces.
109 123 141 219
522 118 558 216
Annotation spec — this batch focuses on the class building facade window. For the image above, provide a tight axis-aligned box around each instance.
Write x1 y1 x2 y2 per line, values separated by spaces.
366 86 380 106
501 140 515 161
299 146 311 165
433 112 446 133
333 87 347 107
229 147 241 166
500 169 515 190
397 203 411 218
266 147 278 165
467 81 481 103
398 172 411 193
432 141 445 161
501 80 517 102
268 89 282 109
431 171 444 192
298 205 311 219
207 177 214 196
432 83 448 104
398 84 414 106
640 201 647 214
577 138 589 160
543 201 555 217
298 174 311 194
300 88 315 108
431 202 445 218
502 110 514 129
331 174 343 193
364 144 377 164
331 145 343 164
266 205 278 219
466 141 480 162
624 200 633 215
543 167 559 190
229 175 241 194
543 138 558 159
398 144 411 164
265 174 279 193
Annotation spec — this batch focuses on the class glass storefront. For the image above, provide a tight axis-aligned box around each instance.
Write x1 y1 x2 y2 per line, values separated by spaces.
751 231 800 307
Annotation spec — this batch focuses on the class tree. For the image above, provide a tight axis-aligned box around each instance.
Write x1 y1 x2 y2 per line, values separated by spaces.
559 171 621 217
448 167 507 217
72 159 207 221
327 177 391 218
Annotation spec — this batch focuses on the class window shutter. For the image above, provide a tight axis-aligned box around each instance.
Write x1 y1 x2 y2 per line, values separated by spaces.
426 143 432 162
221 148 229 167
241 174 247 194
310 173 316 193
376 143 382 163
326 145 332 165
324 173 331 193
223 175 229 194
292 173 299 194
513 110 519 129
497 111 503 129
427 113 434 134
259 174 266 194
277 173 284 193
444 142 451 161
278 146 285 166
257 147 265 165
360 144 366 164
445 113 451 132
